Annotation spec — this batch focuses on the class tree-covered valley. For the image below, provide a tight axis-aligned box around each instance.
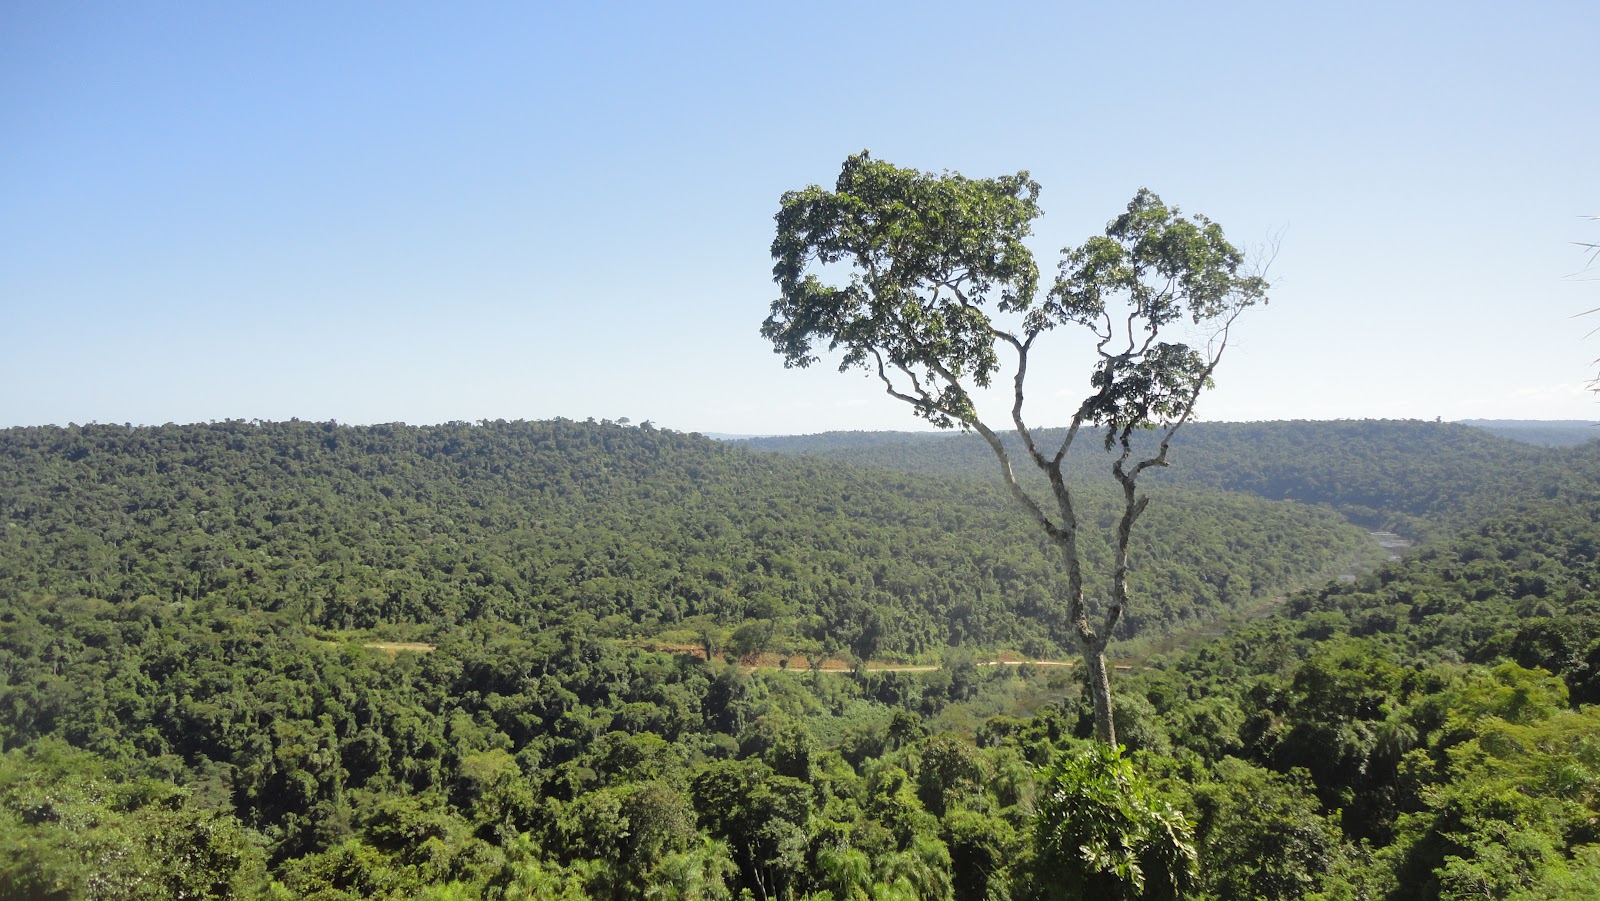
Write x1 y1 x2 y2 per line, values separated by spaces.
0 419 1383 659
744 420 1588 539
2 418 1599 899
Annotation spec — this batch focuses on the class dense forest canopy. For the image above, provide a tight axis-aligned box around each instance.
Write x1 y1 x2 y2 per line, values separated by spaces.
0 419 1382 658
2 417 1598 898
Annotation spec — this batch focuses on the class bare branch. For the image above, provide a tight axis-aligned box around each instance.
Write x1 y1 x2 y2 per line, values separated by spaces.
1009 338 1046 466
966 416 1068 543
872 347 1067 543
1126 306 1243 482
1120 306 1142 356
870 350 934 408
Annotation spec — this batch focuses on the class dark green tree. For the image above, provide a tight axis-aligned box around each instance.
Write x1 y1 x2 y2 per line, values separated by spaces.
762 152 1269 743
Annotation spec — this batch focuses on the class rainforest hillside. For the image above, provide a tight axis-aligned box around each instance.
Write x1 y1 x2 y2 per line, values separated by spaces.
1094 488 1600 899
1 418 1598 899
745 419 1595 537
0 419 1382 660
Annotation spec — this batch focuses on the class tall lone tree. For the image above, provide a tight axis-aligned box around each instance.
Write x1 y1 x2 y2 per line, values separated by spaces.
761 152 1269 745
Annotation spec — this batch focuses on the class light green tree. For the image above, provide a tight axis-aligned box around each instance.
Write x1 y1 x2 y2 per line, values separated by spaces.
762 152 1268 744
1031 744 1195 900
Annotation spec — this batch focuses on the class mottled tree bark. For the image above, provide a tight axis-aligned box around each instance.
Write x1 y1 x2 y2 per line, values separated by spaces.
1079 639 1118 746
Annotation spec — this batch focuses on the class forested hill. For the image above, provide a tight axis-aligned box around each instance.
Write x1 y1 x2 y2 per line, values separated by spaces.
0 419 1381 658
745 419 1590 536
1090 489 1600 898
1457 418 1600 447
5 420 1599 897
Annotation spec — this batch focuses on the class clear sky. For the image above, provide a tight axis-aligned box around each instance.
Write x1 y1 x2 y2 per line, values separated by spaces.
3 1 1596 435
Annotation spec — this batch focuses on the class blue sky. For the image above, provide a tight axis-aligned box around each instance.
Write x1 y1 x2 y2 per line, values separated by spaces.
3 1 1596 434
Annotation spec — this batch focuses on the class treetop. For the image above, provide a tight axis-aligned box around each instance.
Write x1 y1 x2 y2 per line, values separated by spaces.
763 153 1269 439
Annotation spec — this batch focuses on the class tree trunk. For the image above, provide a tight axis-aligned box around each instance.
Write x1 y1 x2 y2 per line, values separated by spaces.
1079 638 1117 746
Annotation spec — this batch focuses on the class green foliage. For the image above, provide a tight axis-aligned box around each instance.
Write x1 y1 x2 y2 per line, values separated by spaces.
765 151 1043 424
0 741 270 900
1029 745 1195 901
1188 757 1343 900
1115 486 1600 897
763 155 1265 441
6 416 1600 897
691 758 812 897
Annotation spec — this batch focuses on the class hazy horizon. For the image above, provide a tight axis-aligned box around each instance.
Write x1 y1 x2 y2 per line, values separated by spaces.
6 415 1595 440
